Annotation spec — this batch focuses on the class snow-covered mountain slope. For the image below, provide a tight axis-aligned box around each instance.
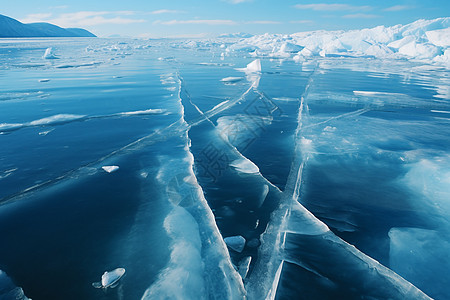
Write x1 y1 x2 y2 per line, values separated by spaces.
223 17 450 64
0 14 96 37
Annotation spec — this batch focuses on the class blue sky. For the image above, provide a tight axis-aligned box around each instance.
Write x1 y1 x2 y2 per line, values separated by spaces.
3 0 449 37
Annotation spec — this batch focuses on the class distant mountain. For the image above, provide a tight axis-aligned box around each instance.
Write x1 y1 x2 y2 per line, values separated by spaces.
218 32 254 39
0 14 96 37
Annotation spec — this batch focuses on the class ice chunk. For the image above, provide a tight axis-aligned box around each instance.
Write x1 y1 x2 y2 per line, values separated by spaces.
39 129 54 136
230 158 260 174
235 59 261 88
434 49 450 64
387 36 416 50
0 270 30 299
211 100 229 111
298 47 314 57
118 108 166 116
238 256 252 279
224 235 246 253
43 47 58 59
142 206 205 299
398 41 440 59
102 166 120 173
426 28 450 47
285 200 330 235
0 123 23 132
431 110 450 114
220 76 243 83
279 42 303 53
92 268 125 288
244 59 261 73
353 91 406 97
259 184 269 207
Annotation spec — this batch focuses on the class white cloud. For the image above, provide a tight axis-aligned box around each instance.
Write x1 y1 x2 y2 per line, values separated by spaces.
49 5 69 10
294 3 372 11
384 5 415 12
246 20 281 24
20 13 53 23
158 19 238 25
21 11 147 27
290 20 313 24
343 13 380 19
150 9 186 15
225 0 253 3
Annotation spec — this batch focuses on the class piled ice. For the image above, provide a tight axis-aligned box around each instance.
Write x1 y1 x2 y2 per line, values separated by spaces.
223 18 450 65
43 47 58 59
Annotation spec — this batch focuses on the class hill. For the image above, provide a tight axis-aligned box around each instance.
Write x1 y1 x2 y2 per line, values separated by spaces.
0 14 96 37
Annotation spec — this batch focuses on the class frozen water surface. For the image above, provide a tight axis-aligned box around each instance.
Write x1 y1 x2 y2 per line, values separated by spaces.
0 32 448 300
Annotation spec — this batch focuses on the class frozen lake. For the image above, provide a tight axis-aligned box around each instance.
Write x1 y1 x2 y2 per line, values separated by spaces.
0 37 449 299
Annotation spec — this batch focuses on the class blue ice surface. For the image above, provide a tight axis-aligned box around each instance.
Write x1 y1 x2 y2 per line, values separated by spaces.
0 38 449 300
